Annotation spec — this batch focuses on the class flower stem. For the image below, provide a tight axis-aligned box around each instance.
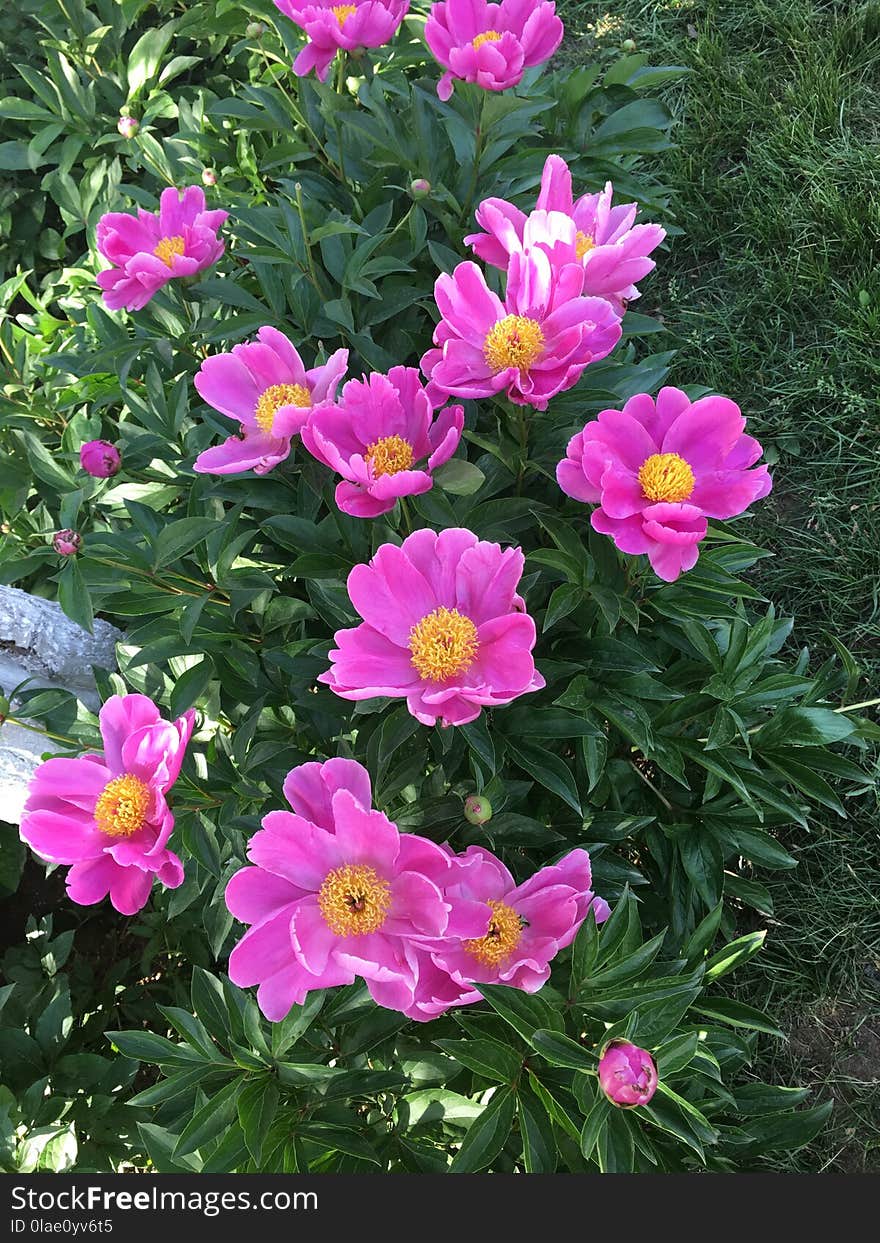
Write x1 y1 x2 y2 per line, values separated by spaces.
462 90 488 224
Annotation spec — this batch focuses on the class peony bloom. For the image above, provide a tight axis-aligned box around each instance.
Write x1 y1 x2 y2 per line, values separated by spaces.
80 440 121 478
598 1041 658 1107
226 777 475 1020
556 386 772 582
19 695 194 915
422 217 621 411
425 0 563 101
275 0 410 82
300 367 464 518
411 845 610 1011
466 154 666 313
192 327 348 476
52 530 81 556
96 186 227 312
320 527 545 727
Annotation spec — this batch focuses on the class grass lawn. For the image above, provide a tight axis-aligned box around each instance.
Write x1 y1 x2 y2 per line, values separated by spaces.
560 0 880 1171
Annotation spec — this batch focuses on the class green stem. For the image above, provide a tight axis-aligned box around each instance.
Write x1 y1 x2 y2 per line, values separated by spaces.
4 717 78 747
515 403 530 494
399 496 413 536
461 90 488 224
294 182 324 297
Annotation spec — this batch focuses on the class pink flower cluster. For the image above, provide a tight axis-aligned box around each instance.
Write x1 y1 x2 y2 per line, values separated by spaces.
321 527 545 726
97 186 227 312
275 0 410 82
226 757 608 1021
557 386 772 581
20 695 193 915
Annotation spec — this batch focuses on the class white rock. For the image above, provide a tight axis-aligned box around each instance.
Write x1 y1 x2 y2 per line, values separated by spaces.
0 586 124 824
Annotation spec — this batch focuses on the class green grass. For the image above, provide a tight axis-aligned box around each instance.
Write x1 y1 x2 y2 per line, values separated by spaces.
560 0 880 1171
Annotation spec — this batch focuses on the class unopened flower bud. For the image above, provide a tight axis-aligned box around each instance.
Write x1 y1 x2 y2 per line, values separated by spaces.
621 38 637 52
80 440 121 478
464 794 492 825
117 115 139 139
246 21 265 38
409 178 431 199
598 1040 658 1108
53 529 81 556
202 168 217 187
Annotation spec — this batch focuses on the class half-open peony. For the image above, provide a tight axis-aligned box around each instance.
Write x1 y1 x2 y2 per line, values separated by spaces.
19 694 194 915
226 776 470 1019
556 386 772 582
275 0 410 81
300 367 464 518
192 327 348 476
408 845 610 1015
466 154 667 313
320 527 545 726
425 0 563 101
422 216 621 411
96 186 227 312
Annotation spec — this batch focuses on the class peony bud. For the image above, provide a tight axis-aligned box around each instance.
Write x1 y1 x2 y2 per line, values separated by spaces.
53 529 81 556
409 178 431 199
246 21 265 38
598 1040 658 1108
202 168 217 187
464 794 492 825
80 440 121 478
621 38 637 52
117 115 139 139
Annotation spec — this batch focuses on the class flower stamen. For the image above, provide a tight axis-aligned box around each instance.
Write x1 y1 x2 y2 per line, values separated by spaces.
473 29 503 48
332 3 356 25
366 434 414 477
464 900 524 967
575 230 595 260
483 314 545 374
94 774 150 838
153 235 186 267
318 864 391 936
409 606 478 682
254 383 312 435
638 452 695 503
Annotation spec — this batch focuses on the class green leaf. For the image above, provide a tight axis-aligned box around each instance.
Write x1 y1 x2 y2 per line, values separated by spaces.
173 1077 243 1159
476 983 565 1042
580 1095 611 1159
57 559 93 634
517 1087 557 1172
154 518 222 569
434 1039 522 1084
433 458 485 495
505 739 581 814
237 1076 280 1164
693 997 785 1038
449 1088 515 1173
531 1029 597 1072
704 931 766 981
127 23 176 95
753 707 857 749
169 659 214 716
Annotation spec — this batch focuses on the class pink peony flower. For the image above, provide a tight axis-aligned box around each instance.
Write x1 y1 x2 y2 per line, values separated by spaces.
300 367 464 518
52 530 81 556
19 695 194 915
421 217 621 411
275 0 410 82
556 386 772 582
319 527 546 726
192 327 348 476
466 154 666 313
226 770 477 1020
80 440 121 478
409 845 609 1014
598 1040 658 1107
96 186 227 312
425 0 563 101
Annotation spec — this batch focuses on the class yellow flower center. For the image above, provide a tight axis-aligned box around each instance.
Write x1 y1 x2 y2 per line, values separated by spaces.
332 3 356 25
464 900 524 967
318 864 391 936
153 235 186 267
473 29 503 48
483 314 545 374
637 452 696 503
254 383 312 435
575 230 595 260
94 774 150 838
366 434 414 477
409 606 479 682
